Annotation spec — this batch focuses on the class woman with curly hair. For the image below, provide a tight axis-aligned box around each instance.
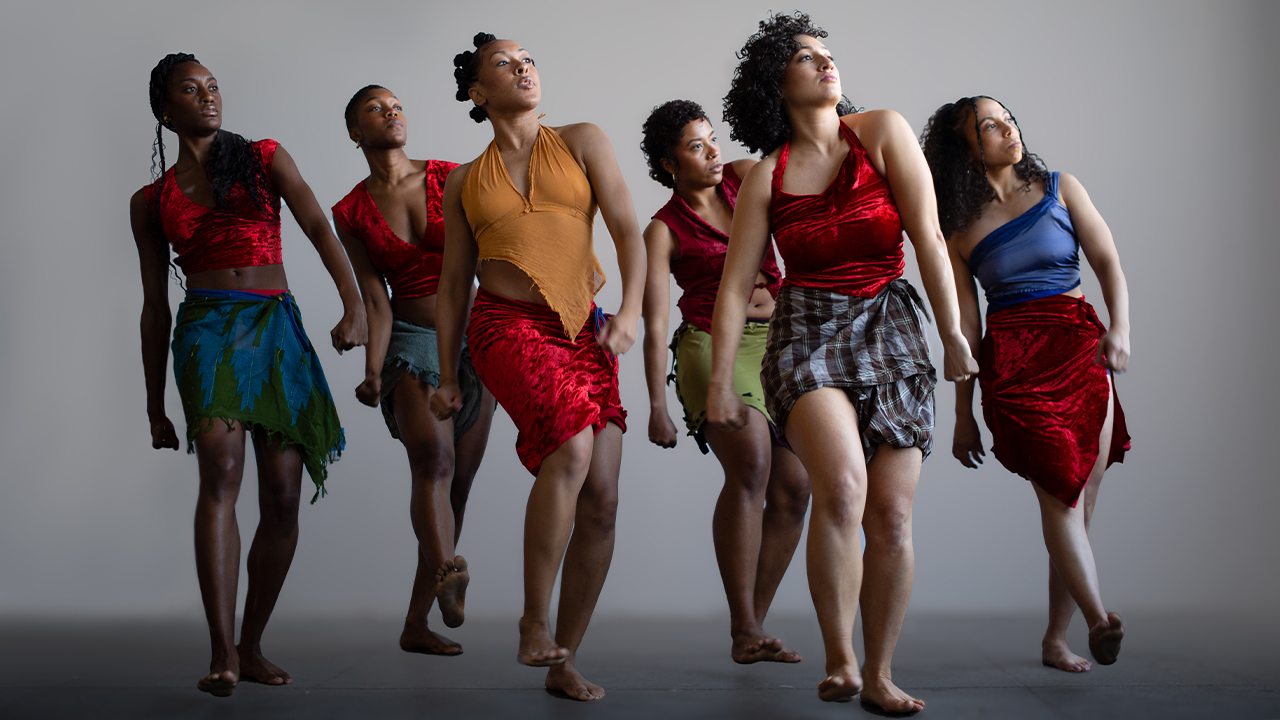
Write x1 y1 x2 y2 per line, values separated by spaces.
639 99 810 664
430 33 645 701
129 53 367 696
331 84 497 655
920 95 1130 672
710 12 978 711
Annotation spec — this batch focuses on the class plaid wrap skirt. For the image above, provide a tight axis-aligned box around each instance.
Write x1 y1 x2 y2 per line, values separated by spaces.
762 280 937 461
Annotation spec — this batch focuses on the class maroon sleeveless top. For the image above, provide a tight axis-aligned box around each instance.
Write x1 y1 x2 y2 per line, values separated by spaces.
331 159 458 298
141 139 283 275
653 164 782 333
770 121 904 296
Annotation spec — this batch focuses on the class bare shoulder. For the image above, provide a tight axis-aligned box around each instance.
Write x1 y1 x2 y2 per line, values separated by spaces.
843 109 910 141
729 158 758 177
644 217 673 239
1056 171 1089 211
130 187 147 212
738 151 777 196
551 121 608 151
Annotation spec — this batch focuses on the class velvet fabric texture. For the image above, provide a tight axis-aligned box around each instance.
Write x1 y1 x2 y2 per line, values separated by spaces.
143 139 284 274
330 159 458 299
466 289 626 475
379 317 483 444
653 164 781 334
979 295 1131 507
770 122 905 296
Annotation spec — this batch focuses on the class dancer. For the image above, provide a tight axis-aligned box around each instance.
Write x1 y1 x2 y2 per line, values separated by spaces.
431 33 645 701
130 53 366 696
710 13 978 711
332 85 497 655
921 95 1130 671
639 100 810 664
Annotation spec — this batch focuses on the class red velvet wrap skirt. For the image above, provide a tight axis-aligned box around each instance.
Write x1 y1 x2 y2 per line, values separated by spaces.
466 289 627 475
978 296 1130 507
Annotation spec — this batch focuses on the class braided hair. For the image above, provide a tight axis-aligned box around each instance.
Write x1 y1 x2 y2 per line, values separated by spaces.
344 84 388 130
919 96 1049 238
453 32 498 123
640 100 709 189
722 12 857 157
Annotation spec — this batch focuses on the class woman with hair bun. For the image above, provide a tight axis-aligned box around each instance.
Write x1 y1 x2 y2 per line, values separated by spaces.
332 84 496 656
639 99 810 665
129 53 366 696
920 95 1130 672
431 32 646 701
711 13 978 711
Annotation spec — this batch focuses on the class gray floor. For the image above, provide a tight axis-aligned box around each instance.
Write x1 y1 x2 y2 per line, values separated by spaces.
1 613 1276 719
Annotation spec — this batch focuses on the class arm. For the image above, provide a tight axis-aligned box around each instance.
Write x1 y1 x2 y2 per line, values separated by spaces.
430 165 481 420
334 219 393 407
949 239 986 468
130 190 180 450
271 145 368 353
641 219 680 448
856 111 977 381
706 160 775 431
1060 172 1130 372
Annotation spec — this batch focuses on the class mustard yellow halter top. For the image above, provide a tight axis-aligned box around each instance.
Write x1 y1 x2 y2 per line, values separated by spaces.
461 124 605 337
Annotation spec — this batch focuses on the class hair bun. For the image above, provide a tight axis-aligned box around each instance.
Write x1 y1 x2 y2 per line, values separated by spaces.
473 32 496 49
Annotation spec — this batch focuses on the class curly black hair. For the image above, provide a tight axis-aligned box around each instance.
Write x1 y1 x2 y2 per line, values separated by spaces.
640 100 710 189
453 32 498 123
919 96 1049 238
344 84 388 130
722 11 857 157
146 52 272 228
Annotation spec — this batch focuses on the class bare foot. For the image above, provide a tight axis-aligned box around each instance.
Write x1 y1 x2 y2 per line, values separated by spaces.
196 669 237 698
545 661 605 702
1088 612 1124 665
731 630 801 664
435 556 470 629
1042 638 1092 672
518 616 568 667
860 673 924 716
237 646 291 686
400 618 463 656
817 663 862 703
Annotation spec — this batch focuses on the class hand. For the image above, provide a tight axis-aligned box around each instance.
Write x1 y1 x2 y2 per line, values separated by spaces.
150 416 180 450
1095 327 1130 374
430 380 463 420
706 384 750 432
952 413 985 469
941 336 980 383
596 312 637 355
648 409 679 448
330 306 368 355
355 376 381 408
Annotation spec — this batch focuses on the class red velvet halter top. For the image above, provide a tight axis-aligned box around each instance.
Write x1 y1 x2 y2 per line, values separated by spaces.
142 139 283 275
331 159 458 299
653 164 781 333
770 122 904 296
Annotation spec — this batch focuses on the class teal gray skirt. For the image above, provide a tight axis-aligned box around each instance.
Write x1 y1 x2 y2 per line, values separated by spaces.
381 316 483 443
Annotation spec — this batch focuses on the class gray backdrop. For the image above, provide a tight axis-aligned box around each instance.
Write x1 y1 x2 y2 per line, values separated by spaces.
1 0 1276 621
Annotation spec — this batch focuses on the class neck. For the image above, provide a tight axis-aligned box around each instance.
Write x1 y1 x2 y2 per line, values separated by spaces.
984 162 1023 203
488 108 542 151
676 180 721 212
363 146 415 185
175 130 218 167
783 104 843 153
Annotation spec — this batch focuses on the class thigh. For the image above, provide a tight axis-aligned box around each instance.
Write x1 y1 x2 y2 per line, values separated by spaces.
390 373 455 471
454 386 497 482
704 409 773 480
785 388 867 486
864 445 921 522
249 428 304 506
192 420 249 492
581 423 623 504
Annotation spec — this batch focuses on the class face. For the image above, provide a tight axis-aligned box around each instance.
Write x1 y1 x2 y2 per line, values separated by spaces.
780 35 841 110
663 119 722 189
351 88 407 149
964 97 1023 167
470 39 539 115
164 62 221 136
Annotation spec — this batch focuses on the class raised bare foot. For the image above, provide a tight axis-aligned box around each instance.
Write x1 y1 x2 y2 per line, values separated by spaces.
518 616 568 667
817 663 862 703
1042 638 1092 672
196 669 237 698
1088 612 1124 665
435 555 470 629
545 661 605 701
400 619 463 656
731 630 801 664
237 646 291 686
860 673 924 715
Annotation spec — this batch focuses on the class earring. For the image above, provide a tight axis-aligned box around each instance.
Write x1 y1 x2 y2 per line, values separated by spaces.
671 171 678 184
355 140 362 149
163 115 170 125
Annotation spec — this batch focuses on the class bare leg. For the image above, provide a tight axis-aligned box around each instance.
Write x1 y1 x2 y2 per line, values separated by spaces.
519 426 595 667
449 388 497 541
784 389 867 703
192 422 248 697
545 423 622 701
859 446 925 715
234 429 303 686
754 442 810 656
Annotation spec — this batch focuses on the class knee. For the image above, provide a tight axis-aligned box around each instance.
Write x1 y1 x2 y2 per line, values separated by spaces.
407 441 456 486
198 454 242 502
770 479 811 522
863 503 913 550
723 448 770 496
547 430 595 481
580 489 619 533
812 474 865 528
260 485 302 529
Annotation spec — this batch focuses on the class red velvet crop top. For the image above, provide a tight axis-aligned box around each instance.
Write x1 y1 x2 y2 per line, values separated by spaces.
770 121 905 296
653 164 781 333
141 139 283 275
331 159 458 299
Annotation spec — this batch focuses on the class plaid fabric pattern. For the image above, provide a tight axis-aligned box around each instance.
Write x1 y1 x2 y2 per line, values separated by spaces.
762 279 937 460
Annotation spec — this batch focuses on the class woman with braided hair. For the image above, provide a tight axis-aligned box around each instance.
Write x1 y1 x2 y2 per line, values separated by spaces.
129 53 366 696
709 12 977 711
429 33 645 701
920 95 1130 672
